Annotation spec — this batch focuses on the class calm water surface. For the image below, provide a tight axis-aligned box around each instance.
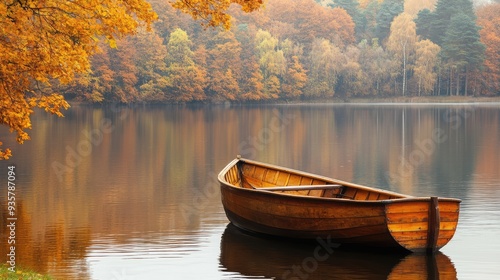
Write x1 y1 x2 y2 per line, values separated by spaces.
1 103 500 279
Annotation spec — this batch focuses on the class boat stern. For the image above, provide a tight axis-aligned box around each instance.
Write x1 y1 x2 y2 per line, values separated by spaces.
385 197 461 253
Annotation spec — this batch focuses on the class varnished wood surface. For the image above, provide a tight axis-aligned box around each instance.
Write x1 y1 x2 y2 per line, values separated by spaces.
218 157 461 252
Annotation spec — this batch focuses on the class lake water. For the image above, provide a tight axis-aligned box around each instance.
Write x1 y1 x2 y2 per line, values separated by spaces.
1 103 500 279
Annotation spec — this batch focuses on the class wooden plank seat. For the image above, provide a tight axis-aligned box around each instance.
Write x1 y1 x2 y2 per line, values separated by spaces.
255 184 343 191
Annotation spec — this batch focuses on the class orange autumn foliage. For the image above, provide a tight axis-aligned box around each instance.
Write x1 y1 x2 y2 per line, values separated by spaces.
172 0 263 29
359 0 384 9
0 0 157 159
404 0 437 16
477 3 500 95
0 0 264 159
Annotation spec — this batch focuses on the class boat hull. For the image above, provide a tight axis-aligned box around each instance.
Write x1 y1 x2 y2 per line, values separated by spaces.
219 158 461 253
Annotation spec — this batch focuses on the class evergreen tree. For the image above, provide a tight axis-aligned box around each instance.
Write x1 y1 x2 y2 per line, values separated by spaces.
415 9 434 40
415 0 484 96
359 0 380 41
418 0 476 46
376 0 404 43
329 0 359 15
441 13 484 68
429 0 456 46
441 12 485 95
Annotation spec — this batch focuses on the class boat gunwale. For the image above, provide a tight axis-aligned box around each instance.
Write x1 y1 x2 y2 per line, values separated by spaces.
218 157 462 204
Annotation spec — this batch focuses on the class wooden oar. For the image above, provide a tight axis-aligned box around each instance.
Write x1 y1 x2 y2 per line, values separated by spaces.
255 184 343 191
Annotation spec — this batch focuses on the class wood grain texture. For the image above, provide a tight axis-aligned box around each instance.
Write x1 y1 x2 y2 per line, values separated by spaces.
219 157 461 252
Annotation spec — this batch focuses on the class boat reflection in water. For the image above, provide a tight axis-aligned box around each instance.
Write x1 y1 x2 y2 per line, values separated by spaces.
219 224 457 280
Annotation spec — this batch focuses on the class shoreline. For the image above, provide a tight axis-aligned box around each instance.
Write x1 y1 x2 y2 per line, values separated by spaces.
0 264 52 279
335 96 500 104
284 96 500 106
67 96 500 107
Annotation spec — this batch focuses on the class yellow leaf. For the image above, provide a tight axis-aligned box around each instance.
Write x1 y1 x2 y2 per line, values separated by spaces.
109 38 117 49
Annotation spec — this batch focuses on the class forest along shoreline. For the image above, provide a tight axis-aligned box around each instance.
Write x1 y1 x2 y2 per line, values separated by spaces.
67 96 500 106
53 0 499 104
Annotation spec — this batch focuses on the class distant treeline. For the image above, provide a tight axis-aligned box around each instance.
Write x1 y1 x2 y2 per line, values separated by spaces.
55 0 500 103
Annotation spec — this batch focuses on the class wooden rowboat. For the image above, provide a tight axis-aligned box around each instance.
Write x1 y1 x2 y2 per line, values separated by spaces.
218 157 461 253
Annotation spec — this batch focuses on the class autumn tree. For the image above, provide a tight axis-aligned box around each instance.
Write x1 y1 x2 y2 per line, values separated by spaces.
306 38 342 97
329 0 361 23
110 39 140 102
122 28 169 102
330 7 357 47
413 40 441 95
267 0 355 49
329 0 365 40
281 56 308 99
205 68 240 101
69 38 143 103
235 25 265 100
241 60 265 100
386 13 417 96
48 45 112 103
172 0 263 29
0 0 265 159
0 0 157 159
278 39 307 99
476 3 500 95
337 46 363 97
165 29 206 101
85 46 115 102
0 0 263 159
404 0 436 16
148 0 196 39
255 30 286 99
45 22 168 103
358 0 380 40
205 30 242 101
357 39 389 95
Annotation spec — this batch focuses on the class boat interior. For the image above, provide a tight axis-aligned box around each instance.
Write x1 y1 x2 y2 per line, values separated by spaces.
222 161 405 201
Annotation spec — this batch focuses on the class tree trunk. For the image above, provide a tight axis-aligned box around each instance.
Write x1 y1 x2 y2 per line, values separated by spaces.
449 67 453 96
456 69 460 96
464 66 469 96
418 75 422 96
437 74 441 96
402 44 406 96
